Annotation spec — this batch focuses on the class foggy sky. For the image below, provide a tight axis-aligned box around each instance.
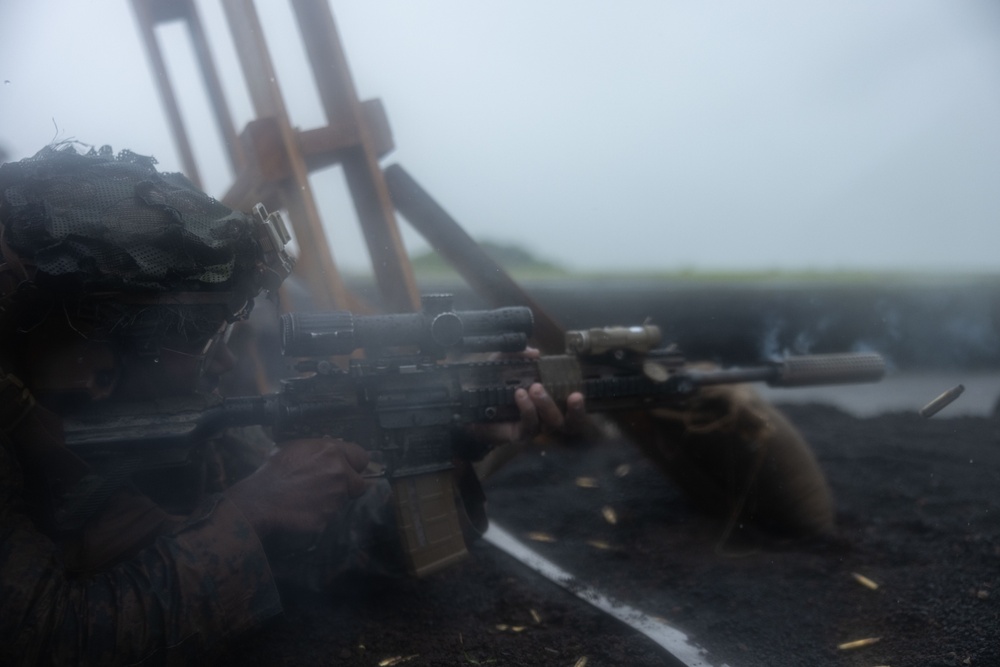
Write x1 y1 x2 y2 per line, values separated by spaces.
1 1 998 275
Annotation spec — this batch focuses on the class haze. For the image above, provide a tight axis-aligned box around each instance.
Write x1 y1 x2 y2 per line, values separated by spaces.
1 1 998 275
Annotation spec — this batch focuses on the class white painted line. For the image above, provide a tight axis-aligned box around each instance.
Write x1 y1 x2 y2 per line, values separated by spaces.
483 523 730 667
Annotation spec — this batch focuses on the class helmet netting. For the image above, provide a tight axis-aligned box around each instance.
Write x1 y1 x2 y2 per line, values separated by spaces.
0 144 261 301
0 144 271 351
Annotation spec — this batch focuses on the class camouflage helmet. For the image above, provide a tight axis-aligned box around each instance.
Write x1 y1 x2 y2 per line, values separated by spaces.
0 144 292 348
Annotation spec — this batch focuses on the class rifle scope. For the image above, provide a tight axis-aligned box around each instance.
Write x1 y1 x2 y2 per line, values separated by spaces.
281 304 535 357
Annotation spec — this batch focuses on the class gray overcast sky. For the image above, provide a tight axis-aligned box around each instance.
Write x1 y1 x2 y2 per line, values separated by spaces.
1 1 999 274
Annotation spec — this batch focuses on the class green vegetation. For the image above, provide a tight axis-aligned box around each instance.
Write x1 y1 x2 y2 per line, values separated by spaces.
408 240 568 280
404 242 999 285
570 268 1000 285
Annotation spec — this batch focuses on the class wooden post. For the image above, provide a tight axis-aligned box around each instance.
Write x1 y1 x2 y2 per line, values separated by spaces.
130 0 420 313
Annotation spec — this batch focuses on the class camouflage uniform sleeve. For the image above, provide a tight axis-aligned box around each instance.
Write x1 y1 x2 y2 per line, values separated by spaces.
0 441 283 666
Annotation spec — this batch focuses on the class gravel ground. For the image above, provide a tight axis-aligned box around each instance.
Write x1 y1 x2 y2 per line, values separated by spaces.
219 401 1000 666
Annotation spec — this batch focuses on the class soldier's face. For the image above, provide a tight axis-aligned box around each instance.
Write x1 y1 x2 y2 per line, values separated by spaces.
113 322 237 399
23 317 237 409
22 334 119 405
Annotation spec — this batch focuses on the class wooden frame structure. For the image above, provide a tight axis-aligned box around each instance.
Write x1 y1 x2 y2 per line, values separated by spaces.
130 0 568 352
130 0 419 313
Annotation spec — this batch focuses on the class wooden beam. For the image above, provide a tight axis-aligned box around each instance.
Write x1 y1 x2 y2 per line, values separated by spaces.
221 117 285 212
220 0 349 311
129 0 202 187
291 0 419 313
385 164 567 354
130 0 243 180
183 0 244 173
297 99 395 171
136 0 413 317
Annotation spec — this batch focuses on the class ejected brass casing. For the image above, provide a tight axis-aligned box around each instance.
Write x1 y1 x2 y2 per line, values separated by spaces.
919 384 965 418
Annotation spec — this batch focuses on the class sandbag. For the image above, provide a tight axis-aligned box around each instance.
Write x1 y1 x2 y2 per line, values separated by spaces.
615 383 835 537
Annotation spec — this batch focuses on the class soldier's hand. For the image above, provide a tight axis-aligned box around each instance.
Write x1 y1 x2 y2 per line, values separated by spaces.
468 347 588 448
224 437 370 537
511 382 587 443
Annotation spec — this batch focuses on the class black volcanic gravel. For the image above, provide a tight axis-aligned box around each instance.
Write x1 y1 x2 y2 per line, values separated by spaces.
219 403 1000 666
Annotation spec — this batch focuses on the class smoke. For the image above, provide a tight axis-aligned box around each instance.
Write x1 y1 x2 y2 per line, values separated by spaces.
755 290 1000 371
758 313 843 359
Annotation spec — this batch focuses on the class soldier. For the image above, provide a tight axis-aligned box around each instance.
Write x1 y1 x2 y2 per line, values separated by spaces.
0 144 577 664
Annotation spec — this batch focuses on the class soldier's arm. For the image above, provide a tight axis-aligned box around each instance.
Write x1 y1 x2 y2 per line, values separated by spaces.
0 440 283 665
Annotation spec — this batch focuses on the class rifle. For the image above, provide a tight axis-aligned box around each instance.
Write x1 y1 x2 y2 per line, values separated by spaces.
62 294 885 577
